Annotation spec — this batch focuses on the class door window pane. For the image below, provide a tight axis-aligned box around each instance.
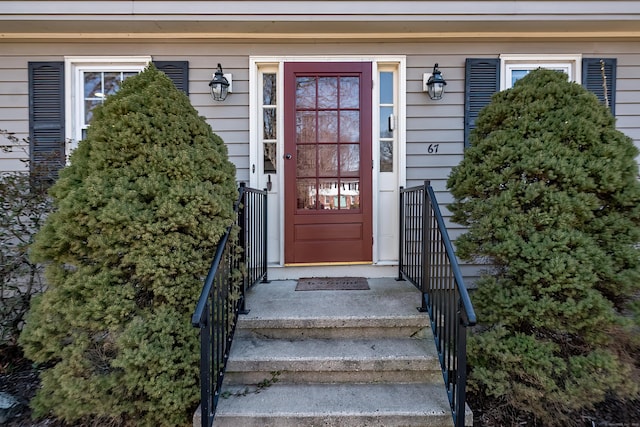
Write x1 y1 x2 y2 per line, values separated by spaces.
297 178 317 209
297 145 316 177
379 106 393 139
263 73 277 105
378 69 395 173
380 141 393 172
340 76 359 108
318 144 338 176
318 111 338 142
296 77 316 109
318 179 339 210
379 72 393 104
264 142 277 173
340 144 360 176
263 108 277 139
262 72 278 174
343 179 360 209
340 111 359 142
318 77 338 109
296 111 316 143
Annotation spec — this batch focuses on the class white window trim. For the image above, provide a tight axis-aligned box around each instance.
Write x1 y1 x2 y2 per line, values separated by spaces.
499 54 582 90
64 56 152 155
249 55 406 266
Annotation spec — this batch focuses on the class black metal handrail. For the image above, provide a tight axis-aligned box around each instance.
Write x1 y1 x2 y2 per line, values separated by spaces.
191 183 268 427
398 180 477 427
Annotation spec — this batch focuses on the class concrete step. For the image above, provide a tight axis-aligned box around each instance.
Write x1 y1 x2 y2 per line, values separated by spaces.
193 278 471 427
236 316 431 339
213 383 455 427
236 278 431 339
224 336 442 384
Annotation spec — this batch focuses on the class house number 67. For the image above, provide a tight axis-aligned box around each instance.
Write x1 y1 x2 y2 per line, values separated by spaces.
427 144 440 154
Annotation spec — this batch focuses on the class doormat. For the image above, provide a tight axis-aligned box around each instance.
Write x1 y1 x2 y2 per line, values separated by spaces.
295 277 369 291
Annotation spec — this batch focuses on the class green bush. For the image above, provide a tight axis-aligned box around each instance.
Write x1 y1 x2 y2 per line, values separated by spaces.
448 69 640 425
19 65 237 426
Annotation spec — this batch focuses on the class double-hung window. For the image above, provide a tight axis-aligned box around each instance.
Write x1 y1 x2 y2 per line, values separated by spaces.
465 55 616 147
65 56 151 151
30 58 187 179
500 54 581 90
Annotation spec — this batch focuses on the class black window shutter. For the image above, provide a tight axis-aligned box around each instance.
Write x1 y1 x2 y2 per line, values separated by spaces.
582 58 616 116
464 58 500 148
28 62 66 181
153 61 189 95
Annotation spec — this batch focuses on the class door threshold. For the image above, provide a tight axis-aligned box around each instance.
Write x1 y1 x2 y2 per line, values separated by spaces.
284 262 372 267
268 264 397 280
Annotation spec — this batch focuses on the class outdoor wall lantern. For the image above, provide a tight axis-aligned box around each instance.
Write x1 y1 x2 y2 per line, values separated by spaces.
209 63 232 101
424 63 447 100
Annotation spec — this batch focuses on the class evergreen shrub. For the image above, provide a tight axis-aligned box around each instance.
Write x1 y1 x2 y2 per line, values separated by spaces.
19 65 237 426
447 69 640 425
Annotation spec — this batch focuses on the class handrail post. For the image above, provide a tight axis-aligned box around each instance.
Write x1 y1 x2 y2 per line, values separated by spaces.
455 312 469 427
200 304 211 427
261 188 270 283
238 183 249 315
420 180 431 312
397 186 405 281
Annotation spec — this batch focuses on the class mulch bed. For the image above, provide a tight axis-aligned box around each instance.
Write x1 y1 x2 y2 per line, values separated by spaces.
468 391 640 426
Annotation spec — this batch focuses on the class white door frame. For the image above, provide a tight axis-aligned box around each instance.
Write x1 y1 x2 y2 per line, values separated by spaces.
249 55 407 267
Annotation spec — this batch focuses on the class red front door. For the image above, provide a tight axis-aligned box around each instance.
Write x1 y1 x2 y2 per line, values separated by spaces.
284 62 373 264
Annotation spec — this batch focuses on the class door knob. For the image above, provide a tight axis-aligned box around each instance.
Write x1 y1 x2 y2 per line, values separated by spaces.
285 153 292 160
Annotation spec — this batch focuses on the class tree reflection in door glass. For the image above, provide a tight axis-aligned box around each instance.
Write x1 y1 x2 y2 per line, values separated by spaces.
340 144 359 176
318 111 338 142
263 73 277 105
296 111 316 143
339 77 359 108
380 141 393 172
318 77 338 109
318 145 338 176
297 145 317 177
296 77 316 109
340 111 359 142
297 178 317 210
263 108 277 140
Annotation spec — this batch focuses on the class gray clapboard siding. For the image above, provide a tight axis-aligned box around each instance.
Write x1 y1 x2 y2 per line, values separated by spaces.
1 39 640 283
